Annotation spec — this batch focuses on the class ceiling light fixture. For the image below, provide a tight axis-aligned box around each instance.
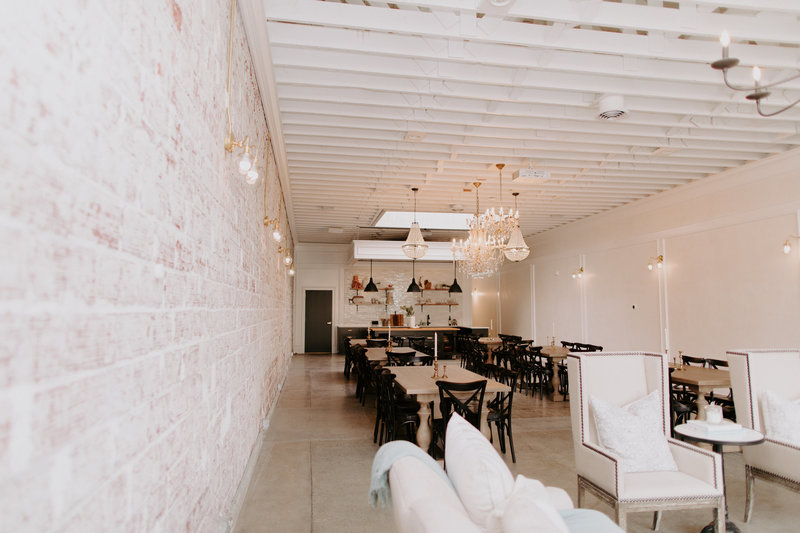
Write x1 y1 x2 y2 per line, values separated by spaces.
407 259 421 293
712 31 800 117
647 255 664 271
453 182 504 278
597 94 628 120
364 259 378 292
482 164 518 244
402 187 428 259
503 192 530 262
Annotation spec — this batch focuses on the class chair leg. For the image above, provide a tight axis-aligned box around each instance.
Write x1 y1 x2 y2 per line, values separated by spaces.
652 510 662 531
615 504 626 531
714 505 725 533
744 465 755 523
506 421 516 464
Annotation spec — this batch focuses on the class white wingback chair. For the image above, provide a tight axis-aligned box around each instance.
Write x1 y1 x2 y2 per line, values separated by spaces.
727 349 800 522
568 352 724 531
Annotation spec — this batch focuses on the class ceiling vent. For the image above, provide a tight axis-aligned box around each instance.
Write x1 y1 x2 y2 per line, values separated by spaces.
597 94 627 120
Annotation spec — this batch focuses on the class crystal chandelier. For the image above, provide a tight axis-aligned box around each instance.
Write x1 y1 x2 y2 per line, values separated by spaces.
503 192 530 262
453 182 504 278
481 163 519 244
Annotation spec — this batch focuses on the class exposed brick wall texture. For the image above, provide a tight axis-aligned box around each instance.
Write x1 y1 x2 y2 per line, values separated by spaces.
1 2 293 531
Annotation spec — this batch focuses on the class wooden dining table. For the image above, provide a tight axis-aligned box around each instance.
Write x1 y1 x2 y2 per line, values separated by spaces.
541 345 571 402
390 366 510 452
670 366 731 420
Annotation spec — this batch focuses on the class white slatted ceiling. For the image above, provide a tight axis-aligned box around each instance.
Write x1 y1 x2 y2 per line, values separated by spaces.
255 0 800 245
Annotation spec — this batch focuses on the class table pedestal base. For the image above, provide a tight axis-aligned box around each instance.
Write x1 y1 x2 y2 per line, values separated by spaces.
701 519 740 533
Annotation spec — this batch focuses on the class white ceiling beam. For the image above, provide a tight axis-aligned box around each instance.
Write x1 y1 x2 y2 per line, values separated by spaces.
269 52 800 123
275 84 798 135
263 0 800 61
281 124 790 154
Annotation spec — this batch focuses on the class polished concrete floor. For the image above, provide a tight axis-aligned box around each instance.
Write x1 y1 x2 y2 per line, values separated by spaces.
234 354 796 533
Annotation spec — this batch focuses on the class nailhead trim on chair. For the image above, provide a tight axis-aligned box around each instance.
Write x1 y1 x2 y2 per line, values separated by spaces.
668 438 719 489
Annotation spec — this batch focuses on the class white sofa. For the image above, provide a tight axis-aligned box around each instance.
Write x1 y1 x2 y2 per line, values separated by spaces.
382 413 623 533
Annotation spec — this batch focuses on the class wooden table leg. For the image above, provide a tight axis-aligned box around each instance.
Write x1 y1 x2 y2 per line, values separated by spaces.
480 398 492 440
415 394 433 451
695 386 710 421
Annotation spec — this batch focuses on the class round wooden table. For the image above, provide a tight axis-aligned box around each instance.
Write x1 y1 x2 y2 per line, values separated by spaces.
674 422 764 533
478 337 502 363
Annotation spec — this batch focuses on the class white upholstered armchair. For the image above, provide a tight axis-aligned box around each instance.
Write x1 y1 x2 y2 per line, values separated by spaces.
727 349 800 522
567 351 724 531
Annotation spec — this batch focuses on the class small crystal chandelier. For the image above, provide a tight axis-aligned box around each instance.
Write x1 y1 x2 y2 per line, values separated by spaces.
481 163 519 244
453 182 504 278
503 192 530 262
402 187 428 259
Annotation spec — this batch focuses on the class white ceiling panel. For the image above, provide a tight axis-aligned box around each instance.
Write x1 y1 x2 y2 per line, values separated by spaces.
243 0 800 245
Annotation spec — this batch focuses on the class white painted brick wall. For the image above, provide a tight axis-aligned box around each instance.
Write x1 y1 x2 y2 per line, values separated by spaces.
1 1 292 531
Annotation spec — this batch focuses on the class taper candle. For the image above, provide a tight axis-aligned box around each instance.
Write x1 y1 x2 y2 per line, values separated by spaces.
434 332 438 358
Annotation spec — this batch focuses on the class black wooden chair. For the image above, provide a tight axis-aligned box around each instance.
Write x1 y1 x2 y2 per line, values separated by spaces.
366 338 388 347
705 359 736 421
374 370 419 445
386 351 416 366
343 336 354 379
430 379 487 458
486 366 518 463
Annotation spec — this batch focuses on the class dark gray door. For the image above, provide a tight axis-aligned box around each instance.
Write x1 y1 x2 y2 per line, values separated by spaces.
305 290 333 352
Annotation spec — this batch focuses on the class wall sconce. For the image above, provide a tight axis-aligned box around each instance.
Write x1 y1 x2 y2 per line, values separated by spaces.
784 236 800 254
222 0 259 184
571 267 584 279
647 255 664 271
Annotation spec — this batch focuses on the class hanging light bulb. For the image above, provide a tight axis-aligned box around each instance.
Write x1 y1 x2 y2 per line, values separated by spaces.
284 254 293 266
246 166 259 185
364 259 378 292
785 240 793 255
402 187 428 259
288 267 295 276
647 262 654 271
272 229 282 242
238 144 252 175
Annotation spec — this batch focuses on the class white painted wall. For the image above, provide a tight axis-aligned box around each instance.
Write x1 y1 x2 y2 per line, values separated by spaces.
499 148 800 360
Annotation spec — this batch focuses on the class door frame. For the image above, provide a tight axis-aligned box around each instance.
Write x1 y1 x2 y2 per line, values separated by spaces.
302 286 337 353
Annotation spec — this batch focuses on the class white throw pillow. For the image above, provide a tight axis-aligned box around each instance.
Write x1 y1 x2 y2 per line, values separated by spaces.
485 475 570 533
445 412 515 531
760 390 800 445
590 390 677 473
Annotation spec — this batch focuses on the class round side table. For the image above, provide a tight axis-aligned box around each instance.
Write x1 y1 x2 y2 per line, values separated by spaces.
674 422 764 533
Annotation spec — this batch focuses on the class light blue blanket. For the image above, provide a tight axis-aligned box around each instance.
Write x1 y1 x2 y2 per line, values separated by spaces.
368 440 454 508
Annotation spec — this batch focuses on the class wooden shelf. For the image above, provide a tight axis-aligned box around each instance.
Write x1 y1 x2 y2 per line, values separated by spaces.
418 303 459 306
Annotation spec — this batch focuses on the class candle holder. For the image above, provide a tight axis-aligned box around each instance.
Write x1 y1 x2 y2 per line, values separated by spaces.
431 358 439 379
441 365 448 379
